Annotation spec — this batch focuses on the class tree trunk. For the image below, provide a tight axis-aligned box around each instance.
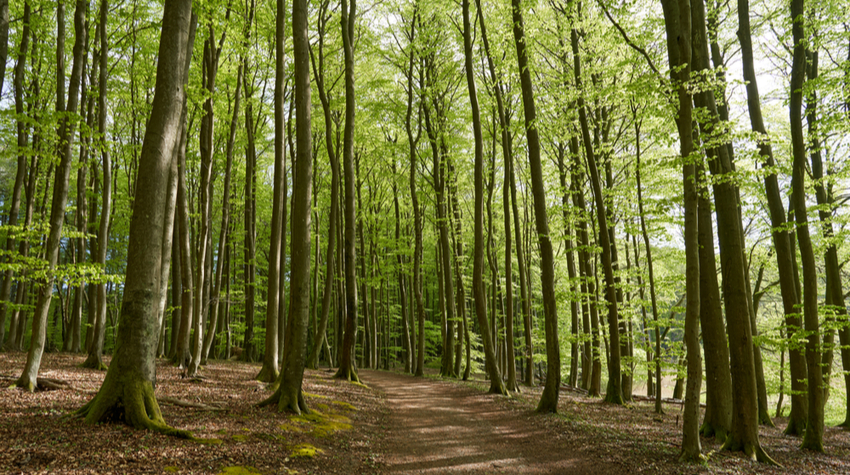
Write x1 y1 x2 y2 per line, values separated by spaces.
462 0 505 394
77 0 195 437
256 2 287 382
660 0 702 459
568 4 621 405
260 0 313 415
19 0 87 391
334 0 359 383
511 0 560 412
0 1 31 349
789 0 823 452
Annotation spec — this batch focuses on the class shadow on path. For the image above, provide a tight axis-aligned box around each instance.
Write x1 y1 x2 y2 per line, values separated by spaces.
361 370 618 474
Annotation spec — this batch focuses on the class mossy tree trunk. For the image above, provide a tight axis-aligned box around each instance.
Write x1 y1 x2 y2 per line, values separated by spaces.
77 0 195 437
261 0 312 413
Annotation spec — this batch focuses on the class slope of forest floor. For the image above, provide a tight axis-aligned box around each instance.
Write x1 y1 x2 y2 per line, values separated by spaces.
2 353 850 474
406 372 850 475
0 353 383 474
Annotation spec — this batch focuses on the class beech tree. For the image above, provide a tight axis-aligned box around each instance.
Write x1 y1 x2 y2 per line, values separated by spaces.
76 0 195 435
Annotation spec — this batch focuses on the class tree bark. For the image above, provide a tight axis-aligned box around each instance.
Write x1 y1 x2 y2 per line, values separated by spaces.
789 0 823 452
260 0 313 414
19 0 88 391
77 0 195 438
511 0 560 412
334 0 360 383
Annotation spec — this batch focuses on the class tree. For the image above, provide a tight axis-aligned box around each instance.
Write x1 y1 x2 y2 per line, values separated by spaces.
18 0 88 391
659 0 702 461
256 0 288 383
335 0 360 383
511 0 560 413
789 0 824 452
76 0 196 436
260 0 313 413
463 0 506 395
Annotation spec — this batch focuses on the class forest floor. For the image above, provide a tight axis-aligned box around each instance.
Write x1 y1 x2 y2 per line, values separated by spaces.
2 353 850 474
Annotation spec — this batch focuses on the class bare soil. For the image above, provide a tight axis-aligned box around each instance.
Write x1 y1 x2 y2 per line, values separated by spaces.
361 369 619 474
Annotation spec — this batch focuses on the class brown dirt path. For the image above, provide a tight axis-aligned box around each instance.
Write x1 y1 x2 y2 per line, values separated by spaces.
361 370 619 474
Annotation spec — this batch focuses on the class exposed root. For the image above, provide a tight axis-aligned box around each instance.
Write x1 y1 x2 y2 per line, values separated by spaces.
3 375 72 392
76 377 192 439
158 396 226 411
699 422 728 445
755 444 781 466
80 355 108 371
255 364 279 384
334 364 360 384
721 438 780 466
784 416 806 436
259 383 310 415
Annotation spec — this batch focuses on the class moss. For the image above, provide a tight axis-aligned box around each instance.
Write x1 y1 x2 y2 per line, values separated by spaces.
163 467 179 473
329 400 357 412
191 437 224 445
302 392 327 400
217 466 262 475
231 435 249 442
288 410 352 438
350 381 369 389
289 443 323 459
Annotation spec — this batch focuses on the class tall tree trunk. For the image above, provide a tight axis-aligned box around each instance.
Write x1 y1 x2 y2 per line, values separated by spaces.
77 0 195 437
790 0 823 452
511 0 560 412
690 0 734 441
18 0 87 391
806 51 850 428
568 2 621 404
660 0 702 459
738 0 806 433
260 0 313 414
403 5 426 378
334 0 359 382
256 0 287 383
477 3 518 391
82 0 116 371
0 1 31 348
462 0 505 394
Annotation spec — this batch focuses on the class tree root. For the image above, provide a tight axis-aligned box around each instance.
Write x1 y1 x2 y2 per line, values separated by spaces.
258 382 310 415
2 375 72 392
255 364 279 384
721 438 781 466
333 364 360 384
783 416 806 436
158 396 225 411
76 378 193 439
80 356 108 371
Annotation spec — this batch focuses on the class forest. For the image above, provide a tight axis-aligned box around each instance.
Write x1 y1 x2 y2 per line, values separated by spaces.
0 0 849 471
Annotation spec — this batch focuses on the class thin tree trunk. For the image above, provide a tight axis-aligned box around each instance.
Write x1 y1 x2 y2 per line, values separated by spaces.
790 0 823 452
19 0 87 391
511 0 560 411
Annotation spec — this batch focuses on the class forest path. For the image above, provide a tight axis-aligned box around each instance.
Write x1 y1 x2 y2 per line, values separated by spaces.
360 370 614 474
